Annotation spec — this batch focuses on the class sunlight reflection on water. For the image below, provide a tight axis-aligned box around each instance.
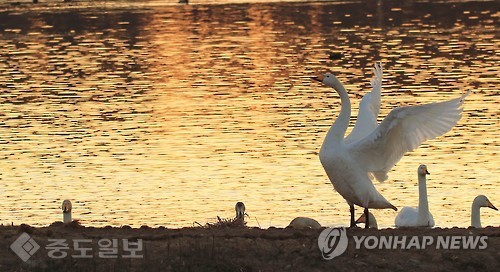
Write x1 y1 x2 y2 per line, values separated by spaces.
0 0 498 228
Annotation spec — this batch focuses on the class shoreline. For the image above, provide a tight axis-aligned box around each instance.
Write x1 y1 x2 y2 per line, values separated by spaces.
1 224 498 271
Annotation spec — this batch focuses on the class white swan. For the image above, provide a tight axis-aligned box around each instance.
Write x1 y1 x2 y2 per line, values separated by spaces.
235 202 246 221
313 62 469 228
356 212 378 229
288 217 322 229
471 195 497 228
344 62 383 145
62 200 72 223
395 165 435 227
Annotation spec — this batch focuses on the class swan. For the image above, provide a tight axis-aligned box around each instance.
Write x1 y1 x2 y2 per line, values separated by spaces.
355 212 378 229
288 217 322 229
395 165 435 227
312 62 469 228
62 200 72 223
471 195 498 228
235 202 246 221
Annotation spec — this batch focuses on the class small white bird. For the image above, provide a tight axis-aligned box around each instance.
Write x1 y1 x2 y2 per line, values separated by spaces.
471 195 497 228
395 165 435 227
235 202 246 221
62 200 72 223
356 212 378 229
287 217 322 229
313 62 469 227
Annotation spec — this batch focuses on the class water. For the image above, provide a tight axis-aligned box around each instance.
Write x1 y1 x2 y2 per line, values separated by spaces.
0 0 498 228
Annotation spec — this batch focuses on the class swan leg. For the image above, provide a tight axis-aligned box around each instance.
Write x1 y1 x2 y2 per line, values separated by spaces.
364 208 370 229
350 204 356 228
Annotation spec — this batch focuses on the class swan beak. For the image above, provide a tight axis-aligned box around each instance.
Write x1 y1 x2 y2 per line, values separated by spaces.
488 202 498 211
311 74 324 82
426 170 430 175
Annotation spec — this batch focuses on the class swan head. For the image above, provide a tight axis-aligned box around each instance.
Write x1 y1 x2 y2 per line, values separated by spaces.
355 212 378 229
62 200 72 213
235 202 246 220
473 195 497 211
311 73 339 88
418 164 430 176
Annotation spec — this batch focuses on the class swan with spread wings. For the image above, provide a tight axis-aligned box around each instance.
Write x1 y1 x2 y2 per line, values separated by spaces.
312 63 469 228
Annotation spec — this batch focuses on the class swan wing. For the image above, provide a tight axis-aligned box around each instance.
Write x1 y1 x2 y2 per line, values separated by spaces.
345 62 383 144
395 207 435 227
395 207 419 227
428 213 435 227
349 91 470 182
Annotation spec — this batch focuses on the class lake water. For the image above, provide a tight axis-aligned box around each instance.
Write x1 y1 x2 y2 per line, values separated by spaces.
0 0 498 228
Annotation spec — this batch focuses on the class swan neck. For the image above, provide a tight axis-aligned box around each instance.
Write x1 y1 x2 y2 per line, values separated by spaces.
322 77 351 148
63 212 72 223
471 200 481 228
236 212 244 220
417 174 430 225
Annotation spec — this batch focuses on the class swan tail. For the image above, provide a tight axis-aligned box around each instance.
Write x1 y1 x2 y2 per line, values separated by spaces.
369 201 398 211
368 190 397 211
460 90 471 102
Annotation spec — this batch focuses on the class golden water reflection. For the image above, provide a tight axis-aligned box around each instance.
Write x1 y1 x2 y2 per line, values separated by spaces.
0 0 498 228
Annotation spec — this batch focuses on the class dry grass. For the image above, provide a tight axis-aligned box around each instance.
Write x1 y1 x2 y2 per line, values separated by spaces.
194 216 247 229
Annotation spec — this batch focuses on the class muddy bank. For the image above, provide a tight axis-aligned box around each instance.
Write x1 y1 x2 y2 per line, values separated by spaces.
0 224 498 271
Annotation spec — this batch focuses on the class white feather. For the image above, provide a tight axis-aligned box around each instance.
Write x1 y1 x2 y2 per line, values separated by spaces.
315 63 469 215
349 92 469 182
345 62 383 144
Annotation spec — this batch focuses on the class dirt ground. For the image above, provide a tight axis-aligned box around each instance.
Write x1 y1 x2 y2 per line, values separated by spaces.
0 223 498 271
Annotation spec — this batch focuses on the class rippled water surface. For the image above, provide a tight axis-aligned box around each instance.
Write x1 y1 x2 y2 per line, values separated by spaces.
0 0 498 228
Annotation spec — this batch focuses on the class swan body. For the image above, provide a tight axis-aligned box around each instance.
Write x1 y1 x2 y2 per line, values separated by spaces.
314 62 469 227
62 200 72 223
288 217 321 229
395 165 435 227
356 212 378 229
235 202 246 221
471 195 497 228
